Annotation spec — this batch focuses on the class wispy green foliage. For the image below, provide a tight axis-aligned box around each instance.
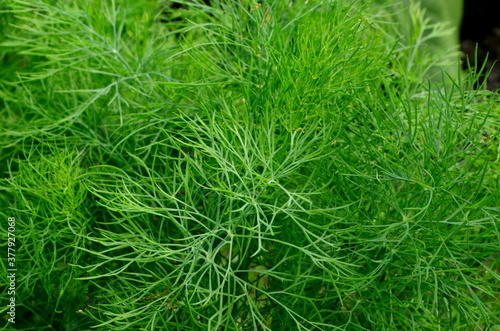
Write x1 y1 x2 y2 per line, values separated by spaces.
1 0 499 330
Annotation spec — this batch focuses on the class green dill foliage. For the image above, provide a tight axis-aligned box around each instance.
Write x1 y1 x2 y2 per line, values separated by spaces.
0 0 499 330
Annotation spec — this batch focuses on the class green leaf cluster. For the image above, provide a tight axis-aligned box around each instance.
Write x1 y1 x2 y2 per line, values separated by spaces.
0 0 499 330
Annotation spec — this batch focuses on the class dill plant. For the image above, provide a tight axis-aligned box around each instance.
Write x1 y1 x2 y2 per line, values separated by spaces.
0 0 499 330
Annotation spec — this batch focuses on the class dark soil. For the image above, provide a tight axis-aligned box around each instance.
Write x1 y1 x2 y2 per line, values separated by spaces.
461 0 500 90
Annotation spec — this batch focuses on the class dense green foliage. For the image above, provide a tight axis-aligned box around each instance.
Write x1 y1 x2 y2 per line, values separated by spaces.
376 0 463 51
0 0 499 330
